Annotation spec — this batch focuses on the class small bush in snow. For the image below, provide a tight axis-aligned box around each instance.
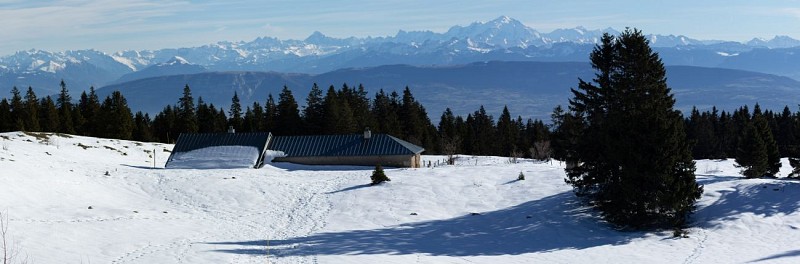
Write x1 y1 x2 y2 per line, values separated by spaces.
370 164 391 185
518 172 525 181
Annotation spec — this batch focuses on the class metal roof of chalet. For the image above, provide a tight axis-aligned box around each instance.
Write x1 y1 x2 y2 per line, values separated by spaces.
171 132 272 153
268 134 424 157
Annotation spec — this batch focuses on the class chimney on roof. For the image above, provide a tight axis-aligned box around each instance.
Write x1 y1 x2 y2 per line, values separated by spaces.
228 126 235 134
363 127 371 139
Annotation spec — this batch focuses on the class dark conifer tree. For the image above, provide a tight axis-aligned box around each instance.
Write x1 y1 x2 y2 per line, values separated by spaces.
752 104 781 176
98 91 134 139
38 96 59 132
132 111 154 142
196 97 215 133
717 111 737 157
438 108 456 138
56 80 75 134
438 108 461 159
776 106 797 157
228 92 243 131
71 104 85 135
23 87 41 132
550 105 583 162
464 106 495 156
349 84 373 131
790 108 800 178
323 86 355 134
565 29 702 228
250 102 265 131
9 86 24 131
736 121 769 178
264 94 277 131
0 99 11 132
496 106 517 156
176 84 198 133
78 87 101 136
242 106 256 132
686 107 717 159
399 87 424 145
303 83 325 134
153 105 177 142
370 89 401 136
276 86 302 135
215 107 228 133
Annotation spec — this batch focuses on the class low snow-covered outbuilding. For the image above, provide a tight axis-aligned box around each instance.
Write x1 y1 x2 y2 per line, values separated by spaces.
268 129 425 168
165 132 272 169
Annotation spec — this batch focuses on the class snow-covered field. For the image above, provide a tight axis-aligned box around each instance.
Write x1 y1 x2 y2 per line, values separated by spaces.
1 132 800 263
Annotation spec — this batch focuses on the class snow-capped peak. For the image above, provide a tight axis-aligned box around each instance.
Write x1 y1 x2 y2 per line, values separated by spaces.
163 56 190 65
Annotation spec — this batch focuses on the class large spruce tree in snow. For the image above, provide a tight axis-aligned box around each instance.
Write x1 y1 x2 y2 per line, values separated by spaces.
565 29 702 228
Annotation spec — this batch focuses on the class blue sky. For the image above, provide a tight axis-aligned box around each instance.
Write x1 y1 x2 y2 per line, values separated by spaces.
0 0 798 55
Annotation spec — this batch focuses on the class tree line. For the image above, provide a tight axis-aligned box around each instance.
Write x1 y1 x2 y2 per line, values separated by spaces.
0 82 134 139
684 104 800 178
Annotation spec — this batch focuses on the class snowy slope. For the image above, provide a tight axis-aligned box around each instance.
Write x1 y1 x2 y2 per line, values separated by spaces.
1 132 800 263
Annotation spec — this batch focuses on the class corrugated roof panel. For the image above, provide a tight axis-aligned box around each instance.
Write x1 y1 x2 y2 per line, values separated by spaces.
166 132 272 169
267 133 425 157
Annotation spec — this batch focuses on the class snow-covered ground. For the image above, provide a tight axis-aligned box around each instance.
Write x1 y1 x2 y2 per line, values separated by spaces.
1 131 799 263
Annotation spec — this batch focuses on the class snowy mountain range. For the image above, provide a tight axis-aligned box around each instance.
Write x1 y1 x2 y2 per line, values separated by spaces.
1 16 800 97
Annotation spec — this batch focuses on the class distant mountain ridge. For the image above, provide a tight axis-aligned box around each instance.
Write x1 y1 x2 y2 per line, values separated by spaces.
98 61 800 121
2 16 800 96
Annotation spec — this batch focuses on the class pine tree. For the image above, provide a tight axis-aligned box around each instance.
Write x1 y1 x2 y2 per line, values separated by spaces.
349 84 373 131
686 107 717 159
303 83 325 134
264 94 277 131
215 107 228 133
752 104 781 176
242 106 255 132
78 87 101 136
565 29 702 228
496 106 517 156
467 106 495 156
370 89 401 136
0 99 11 132
790 107 800 178
176 84 198 133
9 86 24 131
250 102 265 132
23 87 41 132
777 106 797 157
399 87 424 145
228 92 243 131
275 86 302 135
323 86 355 134
736 121 769 178
196 97 215 133
132 111 153 142
370 164 391 185
153 105 176 143
71 103 85 135
98 91 134 139
38 96 59 132
56 80 75 134
550 105 583 163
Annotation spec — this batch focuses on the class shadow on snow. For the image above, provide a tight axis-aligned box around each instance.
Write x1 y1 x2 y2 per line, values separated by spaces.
693 180 800 227
749 249 800 263
206 191 648 257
